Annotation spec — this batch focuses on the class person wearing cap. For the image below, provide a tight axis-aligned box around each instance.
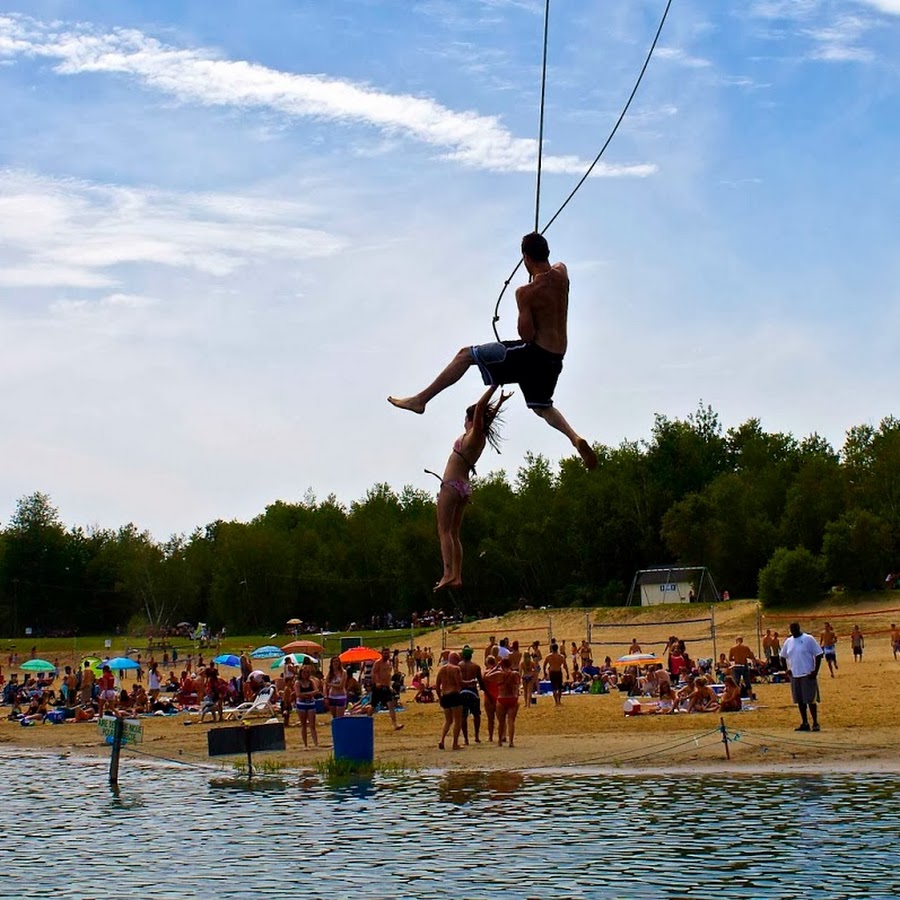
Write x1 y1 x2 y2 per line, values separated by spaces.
458 646 483 744
780 622 823 732
435 652 464 750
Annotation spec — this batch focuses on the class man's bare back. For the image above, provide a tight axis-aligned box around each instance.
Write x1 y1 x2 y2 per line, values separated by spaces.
515 262 568 355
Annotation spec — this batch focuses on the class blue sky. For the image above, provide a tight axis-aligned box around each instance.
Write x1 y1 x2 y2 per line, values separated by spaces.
1 0 898 538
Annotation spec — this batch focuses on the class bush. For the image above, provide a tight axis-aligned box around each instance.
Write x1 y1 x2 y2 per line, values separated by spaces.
758 547 824 607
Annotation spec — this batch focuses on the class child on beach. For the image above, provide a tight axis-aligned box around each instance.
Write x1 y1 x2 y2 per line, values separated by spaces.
429 384 511 591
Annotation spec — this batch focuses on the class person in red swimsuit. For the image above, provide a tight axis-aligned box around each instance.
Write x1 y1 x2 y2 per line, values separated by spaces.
484 657 521 747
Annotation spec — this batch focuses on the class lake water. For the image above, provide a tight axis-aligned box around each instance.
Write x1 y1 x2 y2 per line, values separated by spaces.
3 750 898 899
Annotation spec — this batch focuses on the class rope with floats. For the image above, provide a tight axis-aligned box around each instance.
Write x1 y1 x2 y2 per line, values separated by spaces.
492 0 675 340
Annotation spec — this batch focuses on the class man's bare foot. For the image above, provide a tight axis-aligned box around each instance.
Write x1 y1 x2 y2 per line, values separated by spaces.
388 396 426 414
474 737 481 743
576 437 598 470
451 745 463 751
438 740 444 750
394 724 404 731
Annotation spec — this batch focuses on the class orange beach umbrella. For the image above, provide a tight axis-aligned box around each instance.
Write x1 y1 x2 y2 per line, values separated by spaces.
338 646 381 664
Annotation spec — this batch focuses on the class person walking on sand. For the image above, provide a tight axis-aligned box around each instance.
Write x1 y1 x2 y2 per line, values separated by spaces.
371 648 404 731
543 643 569 707
388 232 598 471
435 651 464 750
428 385 511 591
891 624 900 661
819 622 838 677
780 622 823 732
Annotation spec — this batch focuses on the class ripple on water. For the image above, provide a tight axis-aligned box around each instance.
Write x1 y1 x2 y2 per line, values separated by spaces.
2 754 899 898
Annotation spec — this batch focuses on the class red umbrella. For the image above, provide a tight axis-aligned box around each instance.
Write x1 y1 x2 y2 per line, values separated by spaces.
338 646 382 664
281 639 325 654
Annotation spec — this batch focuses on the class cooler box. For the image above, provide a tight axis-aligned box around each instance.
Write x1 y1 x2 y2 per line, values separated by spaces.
538 680 552 694
46 709 67 724
623 698 642 716
331 716 374 763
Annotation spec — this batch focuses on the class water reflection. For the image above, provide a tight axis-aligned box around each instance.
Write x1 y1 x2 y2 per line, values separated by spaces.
3 752 898 899
438 770 525 805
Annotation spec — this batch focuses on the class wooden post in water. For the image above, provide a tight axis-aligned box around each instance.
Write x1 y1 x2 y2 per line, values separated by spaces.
245 724 254 780
109 715 125 786
719 717 731 761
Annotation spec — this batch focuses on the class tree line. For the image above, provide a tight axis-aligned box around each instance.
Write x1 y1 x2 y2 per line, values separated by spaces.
2 404 898 636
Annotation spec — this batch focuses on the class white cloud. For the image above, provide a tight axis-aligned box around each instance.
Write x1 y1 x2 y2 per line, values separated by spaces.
805 15 875 62
0 170 345 291
858 0 900 15
656 46 713 68
0 14 654 178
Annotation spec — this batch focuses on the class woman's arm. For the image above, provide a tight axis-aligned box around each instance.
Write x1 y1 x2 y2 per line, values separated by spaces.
470 384 499 435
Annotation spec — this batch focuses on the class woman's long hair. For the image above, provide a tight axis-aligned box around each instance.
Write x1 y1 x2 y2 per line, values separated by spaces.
466 396 507 454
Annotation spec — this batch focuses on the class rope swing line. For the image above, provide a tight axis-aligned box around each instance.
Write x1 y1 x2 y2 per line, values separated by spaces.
492 0 675 340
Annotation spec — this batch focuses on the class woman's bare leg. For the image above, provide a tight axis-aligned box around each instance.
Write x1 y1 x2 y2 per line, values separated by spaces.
507 705 519 747
435 488 465 590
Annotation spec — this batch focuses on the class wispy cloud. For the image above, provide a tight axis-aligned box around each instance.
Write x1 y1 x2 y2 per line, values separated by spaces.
0 14 654 178
655 46 713 69
805 14 875 61
0 169 344 291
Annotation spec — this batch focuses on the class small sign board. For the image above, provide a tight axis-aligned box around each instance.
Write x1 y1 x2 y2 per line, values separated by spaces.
207 722 286 757
98 716 143 745
659 583 677 593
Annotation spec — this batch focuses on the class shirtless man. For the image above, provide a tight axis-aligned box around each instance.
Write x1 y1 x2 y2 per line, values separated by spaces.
484 636 498 664
389 232 597 470
80 660 96 706
543 643 569 706
458 646 483 744
371 648 403 731
819 623 838 677
891 624 900 660
435 652 464 750
728 635 756 695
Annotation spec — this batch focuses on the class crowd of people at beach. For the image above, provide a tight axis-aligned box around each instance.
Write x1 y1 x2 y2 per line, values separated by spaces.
2 619 897 743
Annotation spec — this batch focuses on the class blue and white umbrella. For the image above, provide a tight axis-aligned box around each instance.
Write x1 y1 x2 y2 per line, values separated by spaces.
270 653 318 670
250 645 284 659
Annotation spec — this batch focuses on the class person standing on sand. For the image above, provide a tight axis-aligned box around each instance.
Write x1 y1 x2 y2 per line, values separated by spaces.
890 624 900 661
371 648 404 731
458 646 483 745
484 657 521 747
388 232 598 471
780 622 823 732
436 651 464 750
484 636 498 664
80 660 95 706
629 638 642 654
543 643 569 706
850 626 864 662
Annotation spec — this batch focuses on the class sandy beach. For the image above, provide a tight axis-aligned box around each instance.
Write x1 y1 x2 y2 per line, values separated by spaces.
4 600 899 774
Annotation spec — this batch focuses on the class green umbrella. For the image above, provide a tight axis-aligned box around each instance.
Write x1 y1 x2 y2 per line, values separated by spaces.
20 658 56 672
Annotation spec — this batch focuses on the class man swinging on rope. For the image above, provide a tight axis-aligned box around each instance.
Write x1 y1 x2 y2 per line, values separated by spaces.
388 232 597 470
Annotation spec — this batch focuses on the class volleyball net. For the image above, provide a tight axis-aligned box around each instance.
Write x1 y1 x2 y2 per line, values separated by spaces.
589 608 718 661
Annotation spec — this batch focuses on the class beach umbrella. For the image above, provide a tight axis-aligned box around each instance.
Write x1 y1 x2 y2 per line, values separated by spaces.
270 653 318 670
20 658 56 673
105 657 140 670
251 645 283 659
80 657 103 675
248 669 266 679
338 646 381 664
213 654 241 667
281 639 325 654
176 621 193 628
616 654 664 667
286 618 302 626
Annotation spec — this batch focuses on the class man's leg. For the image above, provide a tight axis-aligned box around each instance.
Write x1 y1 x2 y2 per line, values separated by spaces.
809 701 819 730
532 407 597 469
389 347 474 414
796 701 810 730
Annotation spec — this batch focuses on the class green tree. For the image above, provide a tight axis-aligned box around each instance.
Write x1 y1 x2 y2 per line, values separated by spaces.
758 547 825 607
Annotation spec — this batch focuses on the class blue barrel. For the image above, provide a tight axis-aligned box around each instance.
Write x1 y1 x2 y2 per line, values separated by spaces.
331 716 374 763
